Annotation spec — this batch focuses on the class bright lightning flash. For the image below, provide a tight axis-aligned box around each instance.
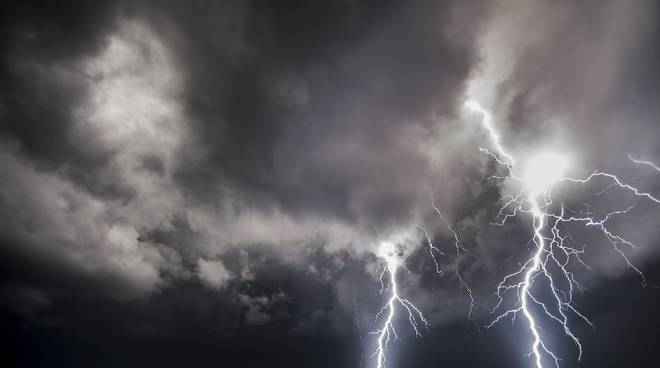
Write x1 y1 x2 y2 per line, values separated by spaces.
369 205 478 368
371 239 429 368
466 100 660 368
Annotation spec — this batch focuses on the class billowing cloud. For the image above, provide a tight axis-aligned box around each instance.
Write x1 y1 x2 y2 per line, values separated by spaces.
196 258 232 290
2 1 660 367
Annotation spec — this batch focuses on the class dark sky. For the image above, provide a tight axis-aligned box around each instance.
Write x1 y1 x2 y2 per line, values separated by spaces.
1 1 660 367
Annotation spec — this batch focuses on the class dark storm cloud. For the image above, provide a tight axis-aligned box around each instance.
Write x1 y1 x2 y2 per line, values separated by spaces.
483 0 660 167
0 0 489 330
137 0 486 226
468 0 660 278
3 1 660 367
0 1 129 197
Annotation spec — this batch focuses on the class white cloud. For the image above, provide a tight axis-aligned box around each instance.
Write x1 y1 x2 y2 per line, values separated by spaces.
196 258 232 290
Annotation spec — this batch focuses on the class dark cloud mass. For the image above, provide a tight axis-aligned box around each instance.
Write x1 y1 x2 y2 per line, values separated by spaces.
140 0 483 223
1 1 660 367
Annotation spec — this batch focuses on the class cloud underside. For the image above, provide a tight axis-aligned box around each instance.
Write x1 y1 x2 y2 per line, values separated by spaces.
0 0 659 337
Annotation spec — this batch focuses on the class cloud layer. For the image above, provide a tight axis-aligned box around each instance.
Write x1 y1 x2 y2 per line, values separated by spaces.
2 1 660 367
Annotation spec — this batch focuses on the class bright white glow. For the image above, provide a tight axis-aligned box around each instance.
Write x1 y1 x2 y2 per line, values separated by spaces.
366 100 659 368
468 99 658 368
371 238 428 368
523 152 569 193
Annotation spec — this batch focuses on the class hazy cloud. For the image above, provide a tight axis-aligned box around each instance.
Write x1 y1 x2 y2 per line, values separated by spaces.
2 1 660 367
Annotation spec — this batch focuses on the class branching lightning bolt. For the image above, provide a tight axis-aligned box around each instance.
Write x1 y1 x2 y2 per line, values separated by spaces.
370 240 429 368
367 206 476 367
466 100 660 368
429 198 476 319
368 193 479 368
363 101 658 368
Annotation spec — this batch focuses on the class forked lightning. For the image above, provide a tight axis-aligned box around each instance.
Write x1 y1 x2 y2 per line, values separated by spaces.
371 239 429 368
365 100 658 368
466 100 660 368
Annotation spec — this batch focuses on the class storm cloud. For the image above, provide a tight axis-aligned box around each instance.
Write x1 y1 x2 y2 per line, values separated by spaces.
1 1 660 367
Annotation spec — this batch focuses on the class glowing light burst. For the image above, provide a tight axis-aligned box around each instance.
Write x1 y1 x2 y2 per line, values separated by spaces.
369 209 477 368
370 239 429 368
466 100 660 368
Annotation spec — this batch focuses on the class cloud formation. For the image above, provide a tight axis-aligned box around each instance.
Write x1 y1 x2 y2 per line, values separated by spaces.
2 1 660 367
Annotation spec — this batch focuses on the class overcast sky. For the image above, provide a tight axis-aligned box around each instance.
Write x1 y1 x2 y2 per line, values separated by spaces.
1 1 660 367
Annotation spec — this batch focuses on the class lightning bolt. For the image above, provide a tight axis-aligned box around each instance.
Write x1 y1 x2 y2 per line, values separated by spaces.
466 100 660 368
370 239 429 368
367 207 476 368
629 155 660 173
427 197 476 320
363 101 658 368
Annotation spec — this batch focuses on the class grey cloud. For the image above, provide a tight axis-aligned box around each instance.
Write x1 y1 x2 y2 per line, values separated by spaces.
135 0 488 229
2 1 660 367
239 290 288 325
464 0 660 282
0 15 194 301
475 0 660 167
196 258 233 290
0 1 123 197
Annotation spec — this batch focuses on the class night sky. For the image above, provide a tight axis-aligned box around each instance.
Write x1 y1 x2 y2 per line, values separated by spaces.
2 1 660 367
